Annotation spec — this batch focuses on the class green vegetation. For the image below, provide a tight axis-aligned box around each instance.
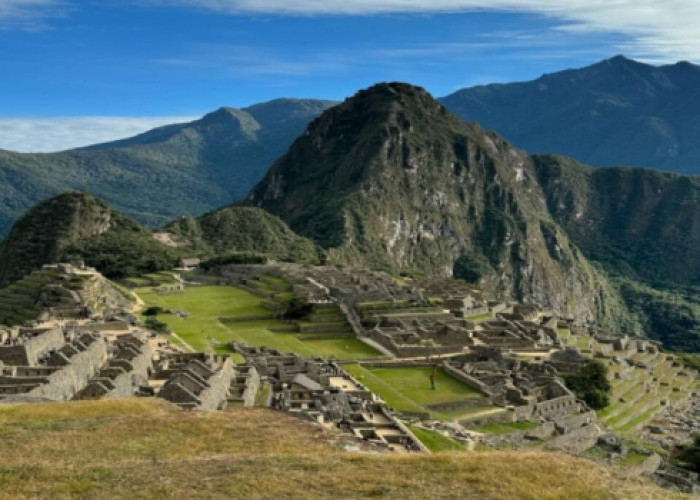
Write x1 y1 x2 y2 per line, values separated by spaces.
453 252 493 284
283 298 314 319
408 426 469 452
143 318 168 333
142 306 164 316
165 206 323 264
343 364 490 421
465 421 539 435
0 192 182 285
137 285 380 359
562 360 612 410
0 99 334 236
617 452 651 468
677 352 700 372
199 251 268 269
676 434 700 474
0 399 678 499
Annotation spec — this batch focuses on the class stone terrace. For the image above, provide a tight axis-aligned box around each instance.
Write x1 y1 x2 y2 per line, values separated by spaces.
233 342 425 452
156 353 235 411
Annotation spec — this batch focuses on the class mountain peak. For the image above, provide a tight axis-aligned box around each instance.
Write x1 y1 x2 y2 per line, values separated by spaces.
201 106 254 125
351 81 435 104
605 54 634 65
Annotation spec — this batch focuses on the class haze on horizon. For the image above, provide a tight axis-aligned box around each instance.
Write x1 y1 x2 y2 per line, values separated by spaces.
2 0 699 152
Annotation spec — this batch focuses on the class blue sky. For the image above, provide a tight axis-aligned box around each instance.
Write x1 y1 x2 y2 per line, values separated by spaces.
1 0 698 152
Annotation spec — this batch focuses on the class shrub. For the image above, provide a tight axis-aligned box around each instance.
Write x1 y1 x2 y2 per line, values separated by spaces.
561 359 612 410
283 298 313 320
142 306 164 316
144 318 169 333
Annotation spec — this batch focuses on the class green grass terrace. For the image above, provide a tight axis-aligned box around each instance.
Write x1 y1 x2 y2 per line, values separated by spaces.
135 285 382 361
343 364 497 421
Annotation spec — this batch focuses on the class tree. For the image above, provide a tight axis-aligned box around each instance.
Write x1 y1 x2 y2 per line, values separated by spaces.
283 298 314 320
561 359 612 410
144 317 169 333
678 434 700 474
142 306 164 316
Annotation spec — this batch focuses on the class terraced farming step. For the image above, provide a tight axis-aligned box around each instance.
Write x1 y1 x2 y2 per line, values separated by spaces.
297 322 353 334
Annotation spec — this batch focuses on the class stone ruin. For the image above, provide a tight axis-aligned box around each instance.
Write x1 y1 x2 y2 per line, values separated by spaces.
0 328 108 402
155 353 234 411
232 342 425 452
75 333 153 400
444 347 586 423
364 304 559 357
154 352 260 411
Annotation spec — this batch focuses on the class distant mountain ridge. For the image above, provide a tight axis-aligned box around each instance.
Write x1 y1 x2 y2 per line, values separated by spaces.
0 98 336 235
2 55 700 239
440 55 700 174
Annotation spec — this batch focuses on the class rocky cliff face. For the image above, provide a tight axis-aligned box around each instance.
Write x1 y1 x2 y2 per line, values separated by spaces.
533 156 700 286
246 83 611 320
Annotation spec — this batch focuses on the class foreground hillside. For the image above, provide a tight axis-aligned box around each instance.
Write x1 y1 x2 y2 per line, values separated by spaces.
0 399 682 499
0 98 333 235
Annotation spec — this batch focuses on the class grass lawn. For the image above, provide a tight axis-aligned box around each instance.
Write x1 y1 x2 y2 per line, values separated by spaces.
465 421 539 435
222 320 380 359
136 285 380 360
466 312 492 321
344 364 490 421
408 426 469 452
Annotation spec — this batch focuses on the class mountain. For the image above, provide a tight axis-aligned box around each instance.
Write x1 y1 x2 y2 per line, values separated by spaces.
0 192 181 285
440 55 700 174
246 82 612 322
0 98 335 235
245 82 700 350
163 206 322 264
0 192 322 286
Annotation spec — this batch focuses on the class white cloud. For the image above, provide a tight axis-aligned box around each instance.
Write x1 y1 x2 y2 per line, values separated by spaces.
153 0 700 61
0 0 64 29
0 116 197 153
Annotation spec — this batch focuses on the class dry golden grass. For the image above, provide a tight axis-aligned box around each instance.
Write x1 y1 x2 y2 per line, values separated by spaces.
0 399 687 499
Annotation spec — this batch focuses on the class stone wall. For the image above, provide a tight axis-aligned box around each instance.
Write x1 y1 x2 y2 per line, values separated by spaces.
80 335 153 400
197 357 235 411
442 362 495 397
531 394 578 421
366 329 459 357
28 335 108 401
0 328 64 366
544 423 603 454
75 322 130 333
237 366 260 407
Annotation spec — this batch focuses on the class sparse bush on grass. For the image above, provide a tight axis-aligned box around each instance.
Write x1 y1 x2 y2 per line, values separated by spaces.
144 317 169 333
142 306 164 316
